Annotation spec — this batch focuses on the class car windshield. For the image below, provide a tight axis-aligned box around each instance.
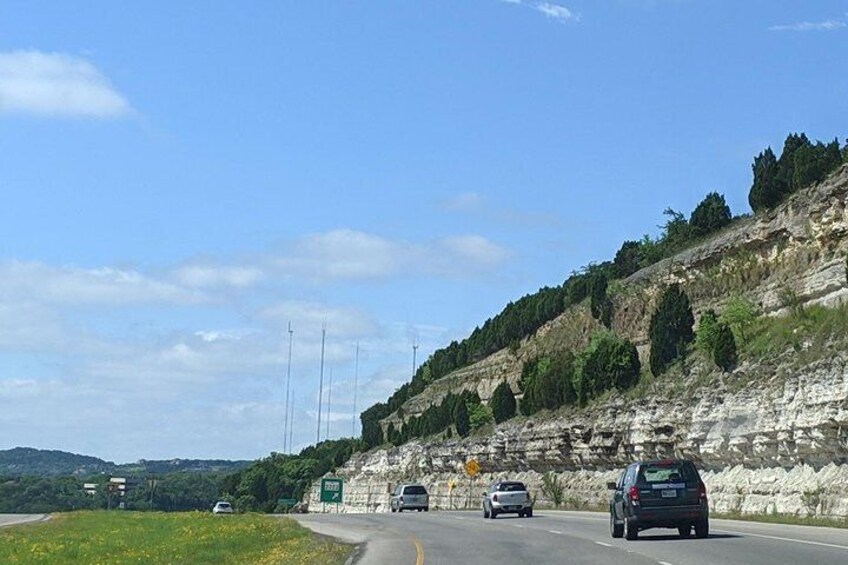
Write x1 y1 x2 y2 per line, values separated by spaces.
498 482 526 492
404 485 427 495
217 503 230 508
639 462 695 484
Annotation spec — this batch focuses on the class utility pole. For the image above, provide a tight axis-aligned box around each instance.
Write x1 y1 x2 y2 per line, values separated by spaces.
284 321 293 454
352 342 359 437
412 340 419 378
316 324 326 444
326 367 333 441
288 391 295 453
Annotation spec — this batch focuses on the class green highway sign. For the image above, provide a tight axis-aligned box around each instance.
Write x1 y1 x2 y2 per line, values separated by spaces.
320 478 344 503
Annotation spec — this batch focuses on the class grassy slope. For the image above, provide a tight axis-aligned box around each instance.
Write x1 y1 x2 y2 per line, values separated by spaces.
0 511 352 565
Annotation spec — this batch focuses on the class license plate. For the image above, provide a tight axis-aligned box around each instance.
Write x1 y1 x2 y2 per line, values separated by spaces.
661 490 677 498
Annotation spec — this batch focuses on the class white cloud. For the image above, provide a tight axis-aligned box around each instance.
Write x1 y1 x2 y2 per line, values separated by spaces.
437 235 511 269
535 2 577 22
257 300 378 339
769 15 847 31
444 192 484 213
273 229 511 281
499 0 579 23
173 264 264 288
0 50 130 118
0 261 203 305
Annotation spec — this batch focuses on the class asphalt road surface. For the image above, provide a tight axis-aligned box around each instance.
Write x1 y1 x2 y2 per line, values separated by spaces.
291 510 848 565
0 514 47 528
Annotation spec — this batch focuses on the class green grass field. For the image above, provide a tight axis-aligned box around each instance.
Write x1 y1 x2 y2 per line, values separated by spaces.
0 511 352 564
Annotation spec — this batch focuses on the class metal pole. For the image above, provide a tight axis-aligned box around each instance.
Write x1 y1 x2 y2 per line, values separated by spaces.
412 342 418 378
289 391 295 453
326 367 333 440
352 342 359 437
284 322 293 454
316 325 326 444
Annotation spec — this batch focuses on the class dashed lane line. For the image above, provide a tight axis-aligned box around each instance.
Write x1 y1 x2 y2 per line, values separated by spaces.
594 541 612 547
712 529 848 552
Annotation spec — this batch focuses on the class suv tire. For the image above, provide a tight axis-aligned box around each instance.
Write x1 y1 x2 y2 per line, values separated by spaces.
624 517 638 541
610 512 624 538
695 518 709 538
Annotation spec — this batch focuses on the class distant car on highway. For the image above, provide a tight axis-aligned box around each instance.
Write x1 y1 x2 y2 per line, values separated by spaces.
482 480 533 519
212 501 233 514
390 484 429 512
608 459 709 540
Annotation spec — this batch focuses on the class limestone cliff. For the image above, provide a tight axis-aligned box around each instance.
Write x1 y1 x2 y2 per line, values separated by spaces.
308 164 848 518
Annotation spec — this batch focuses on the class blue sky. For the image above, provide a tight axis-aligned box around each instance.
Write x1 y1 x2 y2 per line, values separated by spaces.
0 1 846 462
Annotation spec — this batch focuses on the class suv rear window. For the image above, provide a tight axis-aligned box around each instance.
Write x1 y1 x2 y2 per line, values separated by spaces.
403 485 427 495
498 482 526 492
638 462 696 484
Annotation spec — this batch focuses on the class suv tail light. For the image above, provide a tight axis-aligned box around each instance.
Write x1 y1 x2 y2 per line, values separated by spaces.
698 482 707 501
627 486 640 502
493 494 499 502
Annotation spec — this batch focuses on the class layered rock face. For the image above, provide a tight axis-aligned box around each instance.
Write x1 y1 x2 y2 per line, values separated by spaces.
307 165 848 518
309 354 848 517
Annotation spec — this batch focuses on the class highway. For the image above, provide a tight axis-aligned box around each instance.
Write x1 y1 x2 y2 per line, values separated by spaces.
292 510 848 565
0 514 47 528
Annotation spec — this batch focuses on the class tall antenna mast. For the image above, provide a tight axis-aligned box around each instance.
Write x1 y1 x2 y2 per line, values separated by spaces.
412 340 419 378
352 342 359 437
284 321 293 454
316 324 326 444
326 367 333 440
288 391 295 453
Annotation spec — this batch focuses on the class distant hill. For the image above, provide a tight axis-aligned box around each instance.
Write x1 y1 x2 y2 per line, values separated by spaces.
0 447 251 478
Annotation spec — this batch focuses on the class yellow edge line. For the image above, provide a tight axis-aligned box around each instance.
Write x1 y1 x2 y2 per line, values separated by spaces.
412 535 424 565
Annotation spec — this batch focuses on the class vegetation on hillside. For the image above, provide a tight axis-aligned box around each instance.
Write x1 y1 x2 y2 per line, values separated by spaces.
362 132 847 451
0 472 228 514
220 439 360 513
749 133 844 212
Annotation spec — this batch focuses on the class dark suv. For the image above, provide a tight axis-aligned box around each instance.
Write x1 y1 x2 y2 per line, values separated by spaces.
608 459 709 540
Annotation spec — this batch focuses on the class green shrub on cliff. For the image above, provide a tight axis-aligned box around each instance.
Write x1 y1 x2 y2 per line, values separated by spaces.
490 381 517 423
649 284 695 376
713 323 737 372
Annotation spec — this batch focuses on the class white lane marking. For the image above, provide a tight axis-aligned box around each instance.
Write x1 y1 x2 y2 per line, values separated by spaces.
513 524 525 528
548 530 564 534
658 561 674 565
713 529 848 552
594 541 612 547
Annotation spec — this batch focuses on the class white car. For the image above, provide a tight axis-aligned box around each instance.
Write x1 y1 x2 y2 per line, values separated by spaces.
212 501 234 514
482 481 533 519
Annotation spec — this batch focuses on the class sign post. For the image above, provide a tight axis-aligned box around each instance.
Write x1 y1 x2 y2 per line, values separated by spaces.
465 459 480 509
320 477 344 511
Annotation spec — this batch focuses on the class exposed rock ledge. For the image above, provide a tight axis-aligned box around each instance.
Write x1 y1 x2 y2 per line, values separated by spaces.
309 354 848 518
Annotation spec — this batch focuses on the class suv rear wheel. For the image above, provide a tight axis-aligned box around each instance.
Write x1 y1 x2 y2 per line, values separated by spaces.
624 517 638 541
610 512 623 538
695 518 709 538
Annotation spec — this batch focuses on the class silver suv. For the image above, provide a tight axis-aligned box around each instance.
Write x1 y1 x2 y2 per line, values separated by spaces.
390 484 429 512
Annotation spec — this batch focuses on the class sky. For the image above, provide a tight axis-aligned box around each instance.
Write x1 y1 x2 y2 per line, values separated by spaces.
0 1 846 463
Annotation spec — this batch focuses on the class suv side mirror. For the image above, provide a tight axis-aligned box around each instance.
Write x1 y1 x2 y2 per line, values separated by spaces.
482 491 487 497
606 482 618 490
